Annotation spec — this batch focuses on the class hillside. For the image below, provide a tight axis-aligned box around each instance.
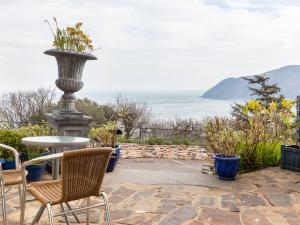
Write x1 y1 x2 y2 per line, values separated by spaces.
203 65 300 100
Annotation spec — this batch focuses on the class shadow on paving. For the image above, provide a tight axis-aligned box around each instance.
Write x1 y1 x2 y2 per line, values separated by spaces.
104 159 232 190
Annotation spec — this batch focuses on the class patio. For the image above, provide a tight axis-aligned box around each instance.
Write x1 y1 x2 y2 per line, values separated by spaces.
3 159 300 225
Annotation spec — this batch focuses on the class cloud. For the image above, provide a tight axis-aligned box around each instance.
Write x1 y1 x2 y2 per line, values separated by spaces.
203 0 300 11
1 0 300 93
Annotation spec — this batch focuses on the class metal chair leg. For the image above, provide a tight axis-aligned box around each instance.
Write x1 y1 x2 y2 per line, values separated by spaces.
101 192 112 225
31 205 45 225
65 202 80 223
1 183 7 225
86 197 90 225
60 203 70 225
19 184 26 225
46 203 54 225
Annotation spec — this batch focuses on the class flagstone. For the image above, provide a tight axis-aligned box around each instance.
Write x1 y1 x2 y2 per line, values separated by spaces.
2 163 300 225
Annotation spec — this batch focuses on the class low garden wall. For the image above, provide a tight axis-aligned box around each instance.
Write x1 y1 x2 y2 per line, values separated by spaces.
120 143 208 160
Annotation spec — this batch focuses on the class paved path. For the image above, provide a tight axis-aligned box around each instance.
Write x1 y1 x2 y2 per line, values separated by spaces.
3 159 300 225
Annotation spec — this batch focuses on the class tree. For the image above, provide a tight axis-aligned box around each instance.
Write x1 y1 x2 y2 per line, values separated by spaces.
244 75 281 107
115 94 152 139
0 88 56 128
232 75 282 120
75 98 116 126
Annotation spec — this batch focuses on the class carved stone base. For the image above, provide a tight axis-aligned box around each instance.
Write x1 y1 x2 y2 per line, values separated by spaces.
46 112 92 137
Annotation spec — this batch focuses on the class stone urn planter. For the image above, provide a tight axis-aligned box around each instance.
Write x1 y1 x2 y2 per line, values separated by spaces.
44 49 97 115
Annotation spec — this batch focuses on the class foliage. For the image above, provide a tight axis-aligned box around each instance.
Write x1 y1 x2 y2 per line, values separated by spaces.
206 75 295 171
206 89 295 171
232 74 282 120
0 88 56 128
115 94 152 139
238 141 281 172
234 98 295 171
45 17 94 52
240 99 295 143
75 98 116 126
205 117 240 156
89 122 117 147
0 124 53 160
243 75 281 107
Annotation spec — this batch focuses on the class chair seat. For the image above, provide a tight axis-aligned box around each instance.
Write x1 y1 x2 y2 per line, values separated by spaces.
2 169 27 186
27 180 63 205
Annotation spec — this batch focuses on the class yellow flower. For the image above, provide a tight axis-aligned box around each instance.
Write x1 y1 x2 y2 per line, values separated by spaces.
269 102 277 111
281 99 295 109
246 100 262 111
75 22 83 29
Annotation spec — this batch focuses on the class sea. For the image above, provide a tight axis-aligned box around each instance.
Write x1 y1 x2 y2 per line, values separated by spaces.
78 90 243 121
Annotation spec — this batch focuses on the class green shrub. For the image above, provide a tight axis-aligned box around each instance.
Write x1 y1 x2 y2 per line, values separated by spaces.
89 122 117 147
237 141 281 172
0 124 53 160
0 130 24 159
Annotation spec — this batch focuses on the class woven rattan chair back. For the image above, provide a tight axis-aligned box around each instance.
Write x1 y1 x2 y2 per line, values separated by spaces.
61 148 112 203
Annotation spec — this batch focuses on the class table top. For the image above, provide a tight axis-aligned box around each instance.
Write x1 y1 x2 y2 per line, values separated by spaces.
22 136 90 147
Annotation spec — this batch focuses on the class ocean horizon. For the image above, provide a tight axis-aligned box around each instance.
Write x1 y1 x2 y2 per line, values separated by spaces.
77 90 242 121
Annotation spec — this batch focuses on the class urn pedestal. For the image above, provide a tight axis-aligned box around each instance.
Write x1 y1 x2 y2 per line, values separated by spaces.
44 49 97 137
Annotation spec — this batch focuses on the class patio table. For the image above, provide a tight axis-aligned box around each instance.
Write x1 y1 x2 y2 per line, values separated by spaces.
22 136 90 180
21 136 90 225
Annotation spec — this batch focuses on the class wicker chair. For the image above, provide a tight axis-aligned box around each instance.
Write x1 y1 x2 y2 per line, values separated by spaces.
21 147 112 225
0 143 26 225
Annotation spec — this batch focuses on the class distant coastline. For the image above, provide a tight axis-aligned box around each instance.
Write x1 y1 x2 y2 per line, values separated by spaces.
203 65 300 100
78 90 241 121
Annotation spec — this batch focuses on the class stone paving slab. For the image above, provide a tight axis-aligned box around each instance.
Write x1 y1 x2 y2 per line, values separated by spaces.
105 159 232 190
2 160 300 225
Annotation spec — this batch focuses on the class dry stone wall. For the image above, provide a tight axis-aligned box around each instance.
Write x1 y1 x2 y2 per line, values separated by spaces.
120 143 208 160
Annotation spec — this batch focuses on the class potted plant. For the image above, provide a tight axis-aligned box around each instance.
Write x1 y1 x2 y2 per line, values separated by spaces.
44 18 97 115
89 122 121 172
281 145 300 172
24 148 49 182
205 117 240 180
282 111 300 172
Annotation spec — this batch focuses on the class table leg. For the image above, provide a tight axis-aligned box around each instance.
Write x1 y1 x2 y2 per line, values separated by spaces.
52 158 60 180
52 148 60 180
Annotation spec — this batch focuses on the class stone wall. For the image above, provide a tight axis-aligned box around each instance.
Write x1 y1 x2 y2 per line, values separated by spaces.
120 143 208 160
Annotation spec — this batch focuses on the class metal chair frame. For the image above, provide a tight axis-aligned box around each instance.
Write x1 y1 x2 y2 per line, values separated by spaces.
21 150 112 225
0 143 23 225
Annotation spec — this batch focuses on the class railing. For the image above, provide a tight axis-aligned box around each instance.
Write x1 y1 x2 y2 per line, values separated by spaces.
0 120 205 145
0 120 47 129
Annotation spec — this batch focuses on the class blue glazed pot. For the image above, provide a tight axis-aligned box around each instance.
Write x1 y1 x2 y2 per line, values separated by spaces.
0 159 6 169
3 160 16 170
213 154 240 180
106 157 118 172
115 145 121 162
25 151 49 182
26 164 45 182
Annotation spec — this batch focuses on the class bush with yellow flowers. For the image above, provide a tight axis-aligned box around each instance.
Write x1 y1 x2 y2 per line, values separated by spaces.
205 98 296 172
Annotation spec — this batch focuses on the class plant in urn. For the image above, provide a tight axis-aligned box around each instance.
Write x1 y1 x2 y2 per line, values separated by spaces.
45 18 97 117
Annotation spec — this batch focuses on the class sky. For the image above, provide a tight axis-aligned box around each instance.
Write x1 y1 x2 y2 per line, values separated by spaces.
1 0 300 93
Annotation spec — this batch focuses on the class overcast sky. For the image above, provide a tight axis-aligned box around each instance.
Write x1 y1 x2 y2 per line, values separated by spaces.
1 0 300 93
